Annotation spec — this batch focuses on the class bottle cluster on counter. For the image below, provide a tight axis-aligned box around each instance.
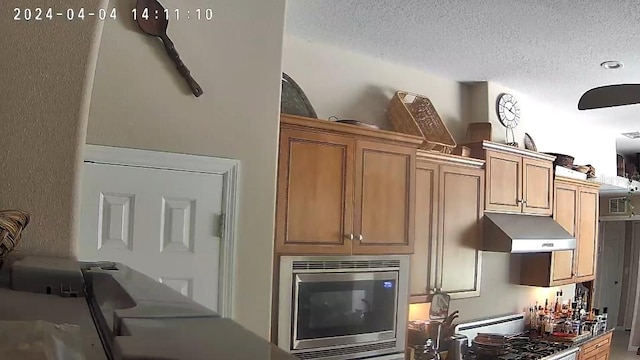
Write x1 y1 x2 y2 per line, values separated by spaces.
526 289 608 340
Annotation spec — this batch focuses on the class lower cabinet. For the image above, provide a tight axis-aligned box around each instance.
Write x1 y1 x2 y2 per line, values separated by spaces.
579 332 612 360
410 152 485 302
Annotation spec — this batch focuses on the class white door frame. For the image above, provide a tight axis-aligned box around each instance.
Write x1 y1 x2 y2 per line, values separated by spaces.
82 144 239 318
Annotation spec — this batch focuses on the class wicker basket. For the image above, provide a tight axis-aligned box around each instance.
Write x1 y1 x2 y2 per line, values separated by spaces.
388 91 457 153
0 210 30 260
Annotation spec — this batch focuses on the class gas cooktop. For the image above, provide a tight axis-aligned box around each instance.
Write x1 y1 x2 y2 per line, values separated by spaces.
467 337 573 360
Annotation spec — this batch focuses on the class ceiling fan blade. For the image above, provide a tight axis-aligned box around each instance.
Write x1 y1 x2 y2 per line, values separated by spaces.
578 84 640 110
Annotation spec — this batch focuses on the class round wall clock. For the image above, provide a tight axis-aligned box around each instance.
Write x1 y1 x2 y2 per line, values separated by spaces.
496 93 521 128
496 93 520 146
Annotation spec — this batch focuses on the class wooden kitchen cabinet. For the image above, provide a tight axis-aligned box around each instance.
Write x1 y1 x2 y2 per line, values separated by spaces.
520 177 600 286
522 157 554 215
576 186 599 281
467 141 554 216
578 332 612 360
275 114 421 255
351 140 417 254
410 152 485 302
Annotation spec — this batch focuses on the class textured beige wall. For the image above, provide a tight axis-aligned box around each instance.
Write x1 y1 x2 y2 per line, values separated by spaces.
0 0 105 257
460 82 490 134
282 35 467 140
86 0 286 338
449 252 575 322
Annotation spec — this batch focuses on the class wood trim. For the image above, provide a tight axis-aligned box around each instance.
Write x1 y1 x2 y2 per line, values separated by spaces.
281 114 423 146
555 176 602 189
417 150 485 168
83 144 239 318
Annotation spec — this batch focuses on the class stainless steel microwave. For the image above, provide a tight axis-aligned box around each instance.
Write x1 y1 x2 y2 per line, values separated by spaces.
278 256 409 360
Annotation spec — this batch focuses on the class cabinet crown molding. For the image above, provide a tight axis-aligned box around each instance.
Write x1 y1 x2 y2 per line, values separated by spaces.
417 150 485 168
281 114 423 146
555 176 601 189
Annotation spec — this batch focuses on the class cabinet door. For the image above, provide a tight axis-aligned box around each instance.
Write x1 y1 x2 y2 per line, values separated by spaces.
576 188 599 281
551 182 578 285
410 161 439 302
275 128 355 254
352 140 416 254
485 151 522 213
595 349 609 360
522 158 554 215
437 165 484 298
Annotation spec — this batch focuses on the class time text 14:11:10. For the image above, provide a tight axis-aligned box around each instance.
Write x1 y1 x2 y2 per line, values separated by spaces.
132 8 214 21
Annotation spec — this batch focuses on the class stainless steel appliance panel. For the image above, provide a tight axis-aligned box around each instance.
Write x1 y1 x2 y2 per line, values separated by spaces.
278 255 409 360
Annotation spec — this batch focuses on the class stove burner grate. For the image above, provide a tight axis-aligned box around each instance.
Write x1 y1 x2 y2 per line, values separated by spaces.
468 338 573 360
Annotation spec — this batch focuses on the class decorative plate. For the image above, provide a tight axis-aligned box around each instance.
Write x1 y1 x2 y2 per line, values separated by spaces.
524 133 537 151
281 73 317 118
328 116 380 130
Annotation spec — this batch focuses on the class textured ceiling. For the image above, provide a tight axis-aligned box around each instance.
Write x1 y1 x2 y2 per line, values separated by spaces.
286 0 640 154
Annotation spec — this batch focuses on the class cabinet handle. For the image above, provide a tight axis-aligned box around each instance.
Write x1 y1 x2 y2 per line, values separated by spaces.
523 199 528 205
346 234 354 240
517 199 523 204
358 234 364 241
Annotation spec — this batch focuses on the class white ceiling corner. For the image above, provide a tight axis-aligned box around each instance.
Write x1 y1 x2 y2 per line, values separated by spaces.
286 0 640 154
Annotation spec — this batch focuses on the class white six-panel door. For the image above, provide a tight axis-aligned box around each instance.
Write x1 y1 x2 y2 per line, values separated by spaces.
79 145 238 315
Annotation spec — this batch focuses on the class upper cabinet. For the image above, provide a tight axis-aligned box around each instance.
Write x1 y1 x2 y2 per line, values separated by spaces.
576 187 599 281
410 152 485 301
519 177 600 286
467 141 554 216
275 114 421 255
351 140 417 255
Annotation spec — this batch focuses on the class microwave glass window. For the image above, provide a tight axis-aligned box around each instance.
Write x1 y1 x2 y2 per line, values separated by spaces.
296 278 397 340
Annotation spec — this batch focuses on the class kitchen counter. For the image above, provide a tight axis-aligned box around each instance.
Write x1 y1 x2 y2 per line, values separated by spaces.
456 329 615 360
563 328 614 348
522 329 615 360
452 314 614 360
0 255 298 360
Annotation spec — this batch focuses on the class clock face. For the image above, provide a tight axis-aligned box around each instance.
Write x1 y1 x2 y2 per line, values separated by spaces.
497 93 520 129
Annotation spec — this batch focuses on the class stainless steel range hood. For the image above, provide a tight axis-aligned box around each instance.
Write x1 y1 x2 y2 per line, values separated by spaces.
483 212 576 253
